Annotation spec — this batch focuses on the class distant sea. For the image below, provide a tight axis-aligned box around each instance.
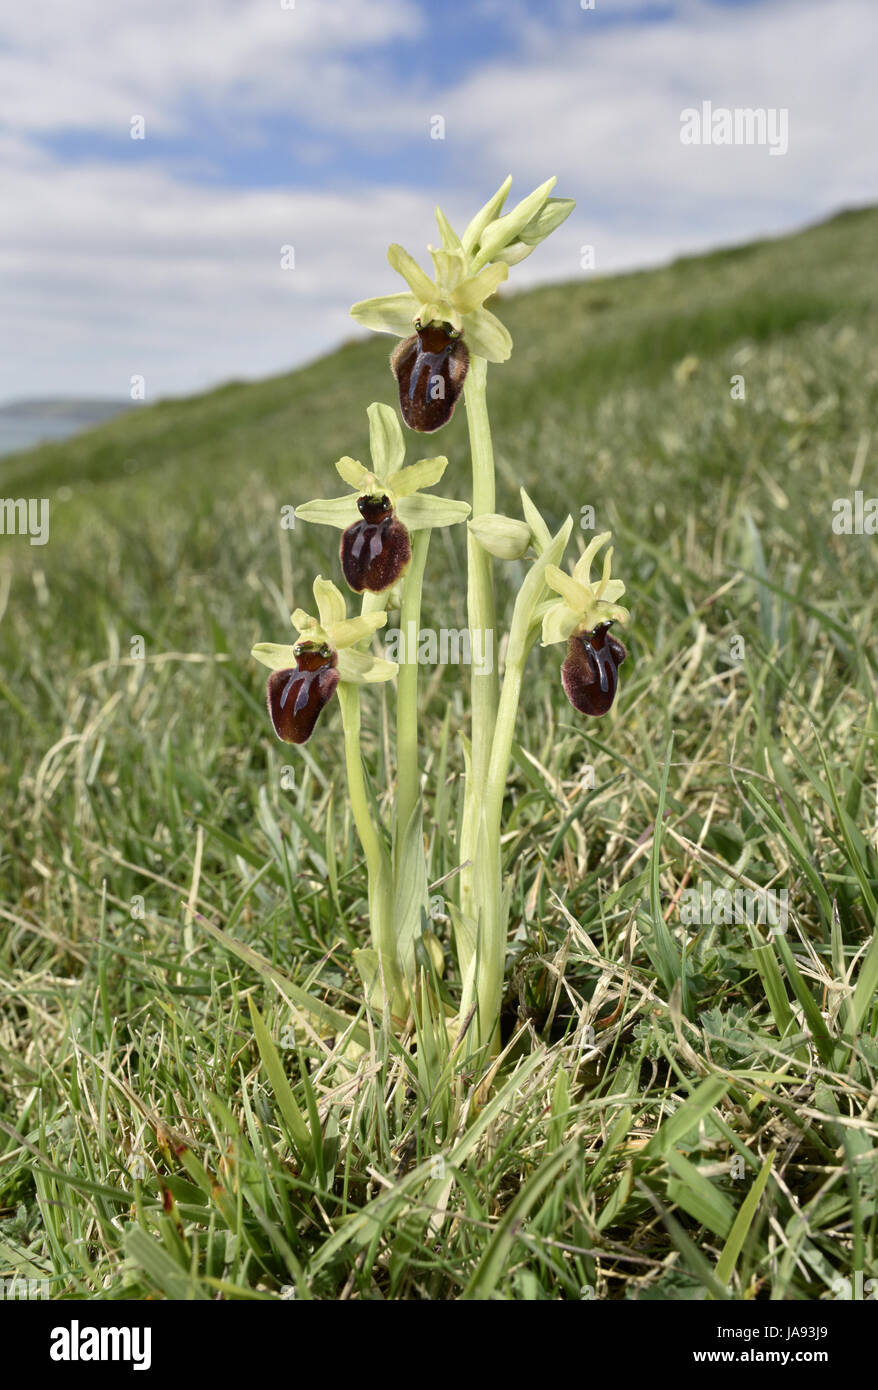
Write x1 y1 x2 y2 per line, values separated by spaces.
0 401 133 459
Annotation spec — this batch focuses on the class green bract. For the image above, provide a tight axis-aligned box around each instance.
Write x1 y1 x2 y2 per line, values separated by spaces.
540 531 630 645
349 175 574 364
251 575 398 685
295 402 471 532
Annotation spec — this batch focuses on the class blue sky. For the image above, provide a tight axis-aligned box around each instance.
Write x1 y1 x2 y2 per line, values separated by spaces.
1 0 875 402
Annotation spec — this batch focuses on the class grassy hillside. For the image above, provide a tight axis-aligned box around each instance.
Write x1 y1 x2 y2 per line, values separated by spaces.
1 207 877 1301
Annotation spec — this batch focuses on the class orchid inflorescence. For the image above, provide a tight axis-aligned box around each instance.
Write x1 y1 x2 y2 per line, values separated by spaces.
251 176 633 1054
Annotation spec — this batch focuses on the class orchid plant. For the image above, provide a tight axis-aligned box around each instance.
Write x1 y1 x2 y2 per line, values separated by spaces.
252 176 632 1058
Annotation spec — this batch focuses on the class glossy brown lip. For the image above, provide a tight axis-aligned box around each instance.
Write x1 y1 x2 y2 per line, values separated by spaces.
266 645 339 743
340 495 411 593
390 323 469 432
561 623 627 717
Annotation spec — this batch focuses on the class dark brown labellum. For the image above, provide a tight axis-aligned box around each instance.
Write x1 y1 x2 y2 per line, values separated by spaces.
340 494 411 592
390 322 469 432
266 642 339 744
561 623 627 717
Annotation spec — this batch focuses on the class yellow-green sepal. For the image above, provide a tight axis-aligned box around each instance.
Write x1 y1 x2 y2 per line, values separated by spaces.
367 401 405 478
295 495 360 529
387 244 436 301
336 648 397 684
350 291 418 336
396 494 471 531
461 305 512 363
251 642 298 671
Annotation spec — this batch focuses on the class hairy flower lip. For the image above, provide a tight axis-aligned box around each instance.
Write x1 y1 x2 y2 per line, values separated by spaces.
266 648 340 744
391 324 469 433
341 507 412 594
561 622 627 718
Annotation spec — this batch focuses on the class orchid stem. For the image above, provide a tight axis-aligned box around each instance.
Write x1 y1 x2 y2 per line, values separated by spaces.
396 529 430 841
337 602 399 1001
459 355 498 980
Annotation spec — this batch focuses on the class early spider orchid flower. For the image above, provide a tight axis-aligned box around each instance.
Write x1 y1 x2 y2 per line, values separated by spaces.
540 531 630 717
252 576 397 743
295 403 470 592
350 177 574 430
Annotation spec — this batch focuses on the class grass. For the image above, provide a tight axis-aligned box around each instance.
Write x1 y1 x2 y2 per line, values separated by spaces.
1 205 877 1301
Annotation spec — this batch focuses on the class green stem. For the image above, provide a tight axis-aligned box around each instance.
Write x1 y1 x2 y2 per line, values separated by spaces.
395 530 430 841
337 680 397 1001
462 519 573 1050
459 355 498 973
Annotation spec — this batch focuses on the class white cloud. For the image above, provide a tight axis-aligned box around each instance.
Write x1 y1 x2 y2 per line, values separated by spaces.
0 0 424 134
0 0 875 401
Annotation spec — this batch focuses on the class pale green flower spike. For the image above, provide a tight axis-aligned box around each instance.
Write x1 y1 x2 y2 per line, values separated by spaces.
251 575 398 685
295 402 471 532
541 531 630 646
349 176 574 363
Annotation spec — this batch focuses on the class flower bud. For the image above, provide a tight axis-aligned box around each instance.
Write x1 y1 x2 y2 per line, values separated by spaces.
468 513 532 560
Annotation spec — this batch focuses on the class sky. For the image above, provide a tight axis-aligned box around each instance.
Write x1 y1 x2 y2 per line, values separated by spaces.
1 0 875 404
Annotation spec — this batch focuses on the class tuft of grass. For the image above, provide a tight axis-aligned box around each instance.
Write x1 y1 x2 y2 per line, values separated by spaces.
1 208 877 1299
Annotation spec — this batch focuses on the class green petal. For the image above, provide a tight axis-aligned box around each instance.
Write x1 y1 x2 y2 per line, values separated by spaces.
251 642 298 671
462 305 512 363
519 197 576 245
387 244 437 302
600 578 627 603
416 299 450 329
295 495 360 530
328 611 387 650
387 455 448 498
336 648 398 684
290 608 315 634
477 176 556 261
545 564 591 611
451 261 508 315
541 603 581 647
461 175 513 254
434 206 462 251
314 576 347 630
335 456 368 489
367 402 405 479
396 494 471 531
350 292 418 337
429 245 466 292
